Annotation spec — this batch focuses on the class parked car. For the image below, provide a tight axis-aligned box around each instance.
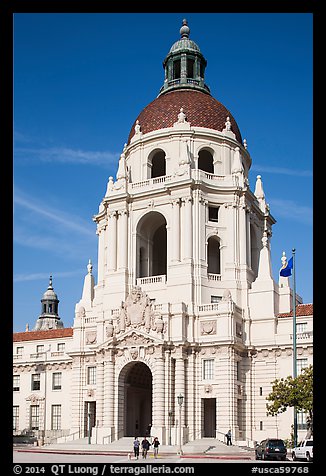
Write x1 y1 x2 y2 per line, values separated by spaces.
255 438 287 461
292 439 313 462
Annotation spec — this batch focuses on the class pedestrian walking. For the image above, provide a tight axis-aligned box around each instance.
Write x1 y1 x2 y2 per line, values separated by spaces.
141 436 151 459
225 429 232 446
153 437 160 458
133 436 140 459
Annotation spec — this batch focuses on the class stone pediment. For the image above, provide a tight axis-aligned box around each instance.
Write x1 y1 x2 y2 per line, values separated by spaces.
97 327 164 353
115 328 164 348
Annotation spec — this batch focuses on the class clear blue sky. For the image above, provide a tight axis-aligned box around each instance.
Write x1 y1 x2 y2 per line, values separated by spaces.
13 13 313 332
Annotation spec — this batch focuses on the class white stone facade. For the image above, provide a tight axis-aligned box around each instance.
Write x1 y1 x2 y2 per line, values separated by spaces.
13 20 313 448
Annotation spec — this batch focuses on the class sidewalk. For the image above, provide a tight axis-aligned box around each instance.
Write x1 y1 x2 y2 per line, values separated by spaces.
14 437 254 460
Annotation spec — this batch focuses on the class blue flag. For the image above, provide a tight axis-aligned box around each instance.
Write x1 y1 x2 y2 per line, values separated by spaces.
280 256 293 277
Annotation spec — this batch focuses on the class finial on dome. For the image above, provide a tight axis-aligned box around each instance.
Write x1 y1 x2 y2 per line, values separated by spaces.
87 259 93 275
177 107 187 123
225 116 232 131
48 275 53 289
180 19 190 38
135 120 141 134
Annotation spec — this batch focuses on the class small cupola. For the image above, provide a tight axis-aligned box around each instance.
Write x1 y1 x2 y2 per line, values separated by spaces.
159 19 210 96
34 276 64 330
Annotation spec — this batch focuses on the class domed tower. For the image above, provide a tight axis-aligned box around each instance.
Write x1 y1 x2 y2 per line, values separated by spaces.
81 19 278 444
93 18 274 311
34 276 64 330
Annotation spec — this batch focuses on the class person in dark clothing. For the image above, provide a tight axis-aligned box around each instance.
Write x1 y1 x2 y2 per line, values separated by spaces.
153 437 160 458
133 437 140 459
226 430 232 445
141 437 151 459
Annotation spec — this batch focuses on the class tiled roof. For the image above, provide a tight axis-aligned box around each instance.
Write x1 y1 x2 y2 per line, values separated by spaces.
127 89 242 144
13 327 73 342
278 303 313 318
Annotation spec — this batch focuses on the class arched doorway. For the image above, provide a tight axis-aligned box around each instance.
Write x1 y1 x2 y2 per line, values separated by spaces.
118 361 152 437
136 211 167 279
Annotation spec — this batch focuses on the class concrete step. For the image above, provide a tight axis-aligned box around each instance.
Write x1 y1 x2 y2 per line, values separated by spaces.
45 436 250 456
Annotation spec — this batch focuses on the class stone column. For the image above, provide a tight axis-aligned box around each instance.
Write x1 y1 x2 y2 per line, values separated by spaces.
180 53 187 83
117 209 128 270
246 208 251 267
103 353 115 434
96 360 104 426
233 199 239 267
71 357 83 436
174 350 185 428
96 222 106 283
153 352 165 428
107 211 117 272
171 199 180 262
239 200 247 266
216 346 237 438
187 349 196 440
182 197 193 261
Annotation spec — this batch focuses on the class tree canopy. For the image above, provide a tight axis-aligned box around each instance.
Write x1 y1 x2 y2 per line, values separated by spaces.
266 365 313 432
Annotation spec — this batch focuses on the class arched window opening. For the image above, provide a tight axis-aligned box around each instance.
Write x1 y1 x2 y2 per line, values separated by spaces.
136 212 167 280
187 58 194 78
152 224 167 276
198 149 214 174
173 59 181 79
151 151 166 178
207 236 221 275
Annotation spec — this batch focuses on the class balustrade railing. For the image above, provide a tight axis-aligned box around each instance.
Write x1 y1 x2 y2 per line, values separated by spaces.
290 331 313 340
131 175 171 190
136 275 166 286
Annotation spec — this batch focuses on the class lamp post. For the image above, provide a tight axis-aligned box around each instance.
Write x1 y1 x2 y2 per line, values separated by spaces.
177 393 184 455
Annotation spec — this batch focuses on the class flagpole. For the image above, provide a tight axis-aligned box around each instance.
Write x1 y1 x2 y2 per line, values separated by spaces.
292 248 297 448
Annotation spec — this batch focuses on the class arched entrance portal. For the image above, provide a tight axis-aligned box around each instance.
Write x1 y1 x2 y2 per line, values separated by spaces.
118 361 152 437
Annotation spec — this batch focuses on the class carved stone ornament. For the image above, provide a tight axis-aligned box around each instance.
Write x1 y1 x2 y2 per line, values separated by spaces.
106 319 114 338
222 289 232 302
86 331 97 344
26 394 44 403
118 287 162 333
204 384 213 393
118 332 153 347
77 305 86 318
200 320 217 335
130 348 138 360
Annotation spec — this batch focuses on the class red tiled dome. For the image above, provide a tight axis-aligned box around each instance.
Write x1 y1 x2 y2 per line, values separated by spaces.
127 89 242 144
